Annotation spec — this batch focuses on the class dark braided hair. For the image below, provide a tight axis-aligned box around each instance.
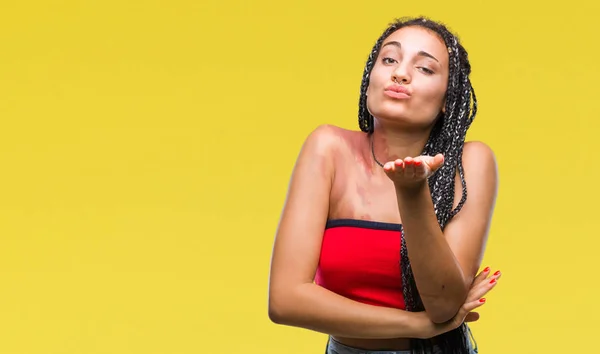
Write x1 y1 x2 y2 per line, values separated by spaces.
358 17 478 354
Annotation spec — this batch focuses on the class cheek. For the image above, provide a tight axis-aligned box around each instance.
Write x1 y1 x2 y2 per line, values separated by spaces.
367 65 389 89
420 81 447 106
410 87 447 118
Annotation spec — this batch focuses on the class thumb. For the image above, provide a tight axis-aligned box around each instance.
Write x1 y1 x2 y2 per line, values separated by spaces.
432 154 445 169
422 154 444 171
464 312 480 323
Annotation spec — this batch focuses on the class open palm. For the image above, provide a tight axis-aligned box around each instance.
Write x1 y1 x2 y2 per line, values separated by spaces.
383 154 445 188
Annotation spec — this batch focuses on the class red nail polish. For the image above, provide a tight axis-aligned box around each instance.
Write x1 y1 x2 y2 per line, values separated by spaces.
490 279 496 284
494 271 501 276
479 298 486 303
484 267 490 272
414 161 422 166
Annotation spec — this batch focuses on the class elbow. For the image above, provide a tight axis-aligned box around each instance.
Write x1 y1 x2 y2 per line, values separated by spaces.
268 300 285 324
423 296 464 324
424 284 470 324
268 282 312 325
268 291 291 325
427 308 459 324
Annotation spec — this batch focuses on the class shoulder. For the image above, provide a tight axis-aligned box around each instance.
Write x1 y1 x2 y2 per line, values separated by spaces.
462 141 498 174
460 141 499 196
463 140 496 162
301 124 362 158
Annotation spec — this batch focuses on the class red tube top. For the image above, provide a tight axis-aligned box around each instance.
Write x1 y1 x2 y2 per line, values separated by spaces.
315 219 406 310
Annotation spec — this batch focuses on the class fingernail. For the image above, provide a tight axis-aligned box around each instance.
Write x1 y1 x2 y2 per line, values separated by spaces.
494 271 501 276
414 161 422 166
490 279 496 284
479 298 486 303
484 266 490 273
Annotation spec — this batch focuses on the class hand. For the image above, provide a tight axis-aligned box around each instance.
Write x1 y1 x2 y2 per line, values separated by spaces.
383 154 444 189
420 267 502 339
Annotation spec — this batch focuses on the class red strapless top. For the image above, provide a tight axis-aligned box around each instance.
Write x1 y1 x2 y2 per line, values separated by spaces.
314 219 406 310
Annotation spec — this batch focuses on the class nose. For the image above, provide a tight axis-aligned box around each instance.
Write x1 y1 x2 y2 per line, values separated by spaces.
392 64 411 84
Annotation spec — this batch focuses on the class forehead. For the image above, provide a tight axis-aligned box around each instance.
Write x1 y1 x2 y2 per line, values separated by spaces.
381 26 448 61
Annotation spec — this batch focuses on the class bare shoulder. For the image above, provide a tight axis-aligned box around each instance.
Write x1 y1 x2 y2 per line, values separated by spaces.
452 141 498 212
457 140 499 204
462 141 498 178
463 140 496 162
301 124 362 159
303 124 342 151
268 124 358 300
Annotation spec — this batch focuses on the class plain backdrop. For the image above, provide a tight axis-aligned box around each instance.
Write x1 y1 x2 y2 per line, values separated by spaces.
0 1 598 353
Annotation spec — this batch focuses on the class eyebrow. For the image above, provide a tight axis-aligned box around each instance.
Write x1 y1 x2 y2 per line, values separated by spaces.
381 41 439 62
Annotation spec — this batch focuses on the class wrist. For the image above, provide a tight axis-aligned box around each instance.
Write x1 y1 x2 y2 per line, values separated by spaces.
406 311 436 340
394 180 428 198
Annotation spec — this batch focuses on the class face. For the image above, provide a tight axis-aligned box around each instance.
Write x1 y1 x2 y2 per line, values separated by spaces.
366 26 449 129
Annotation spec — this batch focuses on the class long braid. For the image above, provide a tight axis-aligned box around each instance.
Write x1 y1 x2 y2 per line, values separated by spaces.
358 17 479 354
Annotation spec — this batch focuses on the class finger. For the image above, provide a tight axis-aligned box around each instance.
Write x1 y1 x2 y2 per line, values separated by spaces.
471 268 502 289
413 157 428 178
463 298 487 314
383 161 395 172
393 159 405 178
432 154 445 169
467 276 499 302
403 157 415 178
472 266 491 285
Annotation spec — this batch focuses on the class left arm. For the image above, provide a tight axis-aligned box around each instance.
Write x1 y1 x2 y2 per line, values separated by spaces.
388 142 499 323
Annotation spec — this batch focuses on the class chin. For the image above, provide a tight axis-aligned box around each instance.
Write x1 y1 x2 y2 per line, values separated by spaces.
369 100 408 119
368 100 436 129
370 106 410 123
371 112 435 130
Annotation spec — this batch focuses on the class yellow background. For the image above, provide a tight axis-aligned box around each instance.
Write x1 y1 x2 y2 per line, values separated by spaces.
0 0 597 353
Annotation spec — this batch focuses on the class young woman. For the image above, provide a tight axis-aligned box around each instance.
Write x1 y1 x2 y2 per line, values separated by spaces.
268 17 500 354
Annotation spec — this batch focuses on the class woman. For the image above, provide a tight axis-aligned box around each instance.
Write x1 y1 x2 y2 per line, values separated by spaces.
268 17 500 354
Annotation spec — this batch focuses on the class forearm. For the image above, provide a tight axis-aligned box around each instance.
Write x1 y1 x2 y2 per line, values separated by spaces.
395 181 468 322
269 282 429 339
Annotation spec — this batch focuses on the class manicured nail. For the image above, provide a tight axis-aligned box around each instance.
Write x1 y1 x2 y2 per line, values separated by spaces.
490 279 496 284
414 160 422 166
494 271 501 276
479 298 486 303
484 266 490 273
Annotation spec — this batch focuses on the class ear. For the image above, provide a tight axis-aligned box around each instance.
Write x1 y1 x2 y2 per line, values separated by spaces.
441 96 446 113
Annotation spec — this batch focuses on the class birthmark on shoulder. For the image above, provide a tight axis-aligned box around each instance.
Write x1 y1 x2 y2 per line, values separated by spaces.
356 184 372 207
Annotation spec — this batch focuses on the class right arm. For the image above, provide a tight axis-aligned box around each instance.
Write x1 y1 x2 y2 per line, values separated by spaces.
267 125 430 339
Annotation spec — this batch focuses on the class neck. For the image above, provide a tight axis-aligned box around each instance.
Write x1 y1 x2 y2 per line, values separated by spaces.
369 122 431 165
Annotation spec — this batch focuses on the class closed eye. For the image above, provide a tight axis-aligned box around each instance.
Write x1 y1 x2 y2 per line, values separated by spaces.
418 67 435 75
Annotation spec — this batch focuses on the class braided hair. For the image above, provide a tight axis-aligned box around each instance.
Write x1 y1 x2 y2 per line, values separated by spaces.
358 17 478 354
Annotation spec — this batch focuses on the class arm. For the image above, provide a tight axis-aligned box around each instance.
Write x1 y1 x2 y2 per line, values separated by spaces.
268 125 429 339
393 142 498 323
